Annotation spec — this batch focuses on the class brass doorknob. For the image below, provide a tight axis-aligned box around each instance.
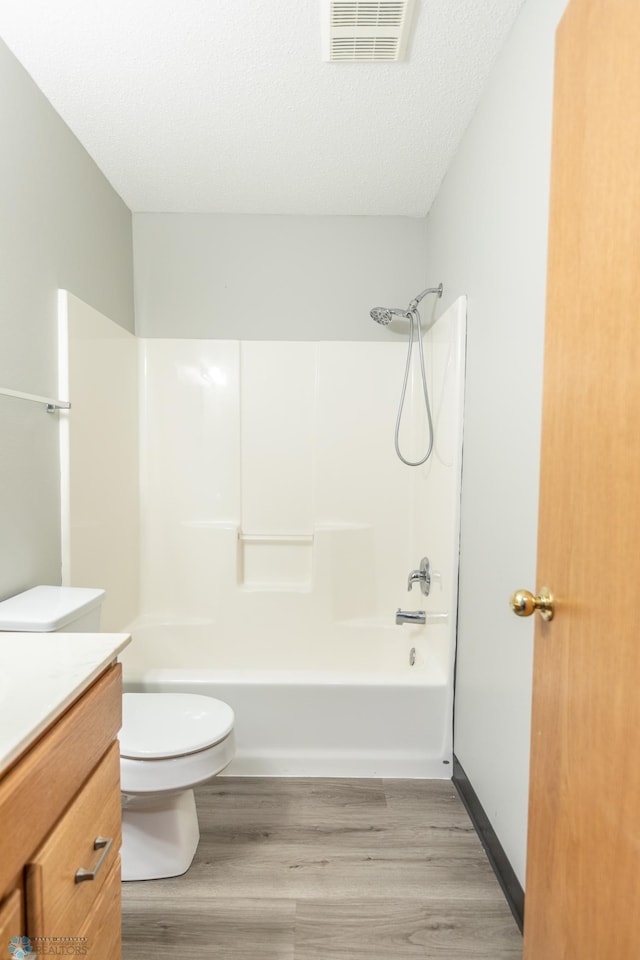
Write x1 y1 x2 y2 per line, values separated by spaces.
510 587 554 621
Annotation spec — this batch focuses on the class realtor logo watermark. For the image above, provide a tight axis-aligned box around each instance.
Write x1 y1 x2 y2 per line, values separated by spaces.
7 939 31 959
8 937 88 957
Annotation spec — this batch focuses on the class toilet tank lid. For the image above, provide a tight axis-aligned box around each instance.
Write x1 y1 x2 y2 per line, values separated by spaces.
0 585 105 632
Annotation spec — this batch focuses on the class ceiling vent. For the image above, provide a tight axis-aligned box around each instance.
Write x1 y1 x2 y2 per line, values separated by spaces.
322 0 416 62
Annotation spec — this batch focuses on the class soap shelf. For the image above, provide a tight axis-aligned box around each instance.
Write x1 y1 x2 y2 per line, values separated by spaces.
238 533 313 543
0 386 71 413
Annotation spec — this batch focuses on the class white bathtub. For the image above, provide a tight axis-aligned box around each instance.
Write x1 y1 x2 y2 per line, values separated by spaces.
119 618 453 778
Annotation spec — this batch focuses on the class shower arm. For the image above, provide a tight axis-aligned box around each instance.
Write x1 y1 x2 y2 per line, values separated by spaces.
407 284 443 313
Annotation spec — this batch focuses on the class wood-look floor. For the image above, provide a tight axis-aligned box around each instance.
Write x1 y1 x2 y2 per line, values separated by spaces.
122 778 522 960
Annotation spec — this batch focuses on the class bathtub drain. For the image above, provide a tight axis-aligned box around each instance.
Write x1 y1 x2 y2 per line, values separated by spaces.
409 646 416 667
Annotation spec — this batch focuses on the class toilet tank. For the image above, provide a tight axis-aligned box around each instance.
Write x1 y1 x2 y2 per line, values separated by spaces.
0 586 105 632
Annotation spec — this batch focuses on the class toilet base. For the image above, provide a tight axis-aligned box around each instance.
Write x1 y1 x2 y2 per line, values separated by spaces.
121 788 200 881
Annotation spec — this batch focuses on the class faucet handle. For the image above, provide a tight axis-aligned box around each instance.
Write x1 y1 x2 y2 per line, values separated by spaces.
407 557 431 596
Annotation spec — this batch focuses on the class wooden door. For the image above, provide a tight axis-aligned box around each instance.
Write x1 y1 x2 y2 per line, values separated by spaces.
523 1 640 957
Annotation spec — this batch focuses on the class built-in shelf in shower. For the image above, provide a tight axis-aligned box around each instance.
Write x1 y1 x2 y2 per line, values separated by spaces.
238 532 313 591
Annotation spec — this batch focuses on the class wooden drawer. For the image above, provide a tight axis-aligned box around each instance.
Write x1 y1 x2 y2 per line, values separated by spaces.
78 857 122 960
26 742 121 938
0 664 122 895
0 889 23 950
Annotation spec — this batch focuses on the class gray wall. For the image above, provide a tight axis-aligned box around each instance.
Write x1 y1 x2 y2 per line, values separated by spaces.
133 214 428 340
423 0 569 885
0 39 134 600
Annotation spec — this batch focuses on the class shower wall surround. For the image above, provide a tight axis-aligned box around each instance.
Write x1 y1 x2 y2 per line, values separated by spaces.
59 292 140 632
139 304 465 670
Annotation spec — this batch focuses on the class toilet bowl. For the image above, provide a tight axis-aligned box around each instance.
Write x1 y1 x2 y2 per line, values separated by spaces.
0 585 236 881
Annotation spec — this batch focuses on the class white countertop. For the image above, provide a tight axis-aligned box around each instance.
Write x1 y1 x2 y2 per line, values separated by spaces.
0 632 131 776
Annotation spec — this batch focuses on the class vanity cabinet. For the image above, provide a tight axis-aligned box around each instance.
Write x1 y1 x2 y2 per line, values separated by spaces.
0 664 122 959
0 890 23 951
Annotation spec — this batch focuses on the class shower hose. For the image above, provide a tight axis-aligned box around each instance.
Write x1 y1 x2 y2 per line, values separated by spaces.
394 307 434 467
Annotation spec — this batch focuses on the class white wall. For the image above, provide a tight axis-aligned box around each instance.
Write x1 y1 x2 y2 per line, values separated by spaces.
133 214 428 340
423 0 569 885
0 39 133 601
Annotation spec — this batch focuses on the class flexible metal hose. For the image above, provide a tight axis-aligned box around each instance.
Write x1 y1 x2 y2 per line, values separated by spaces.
393 307 434 467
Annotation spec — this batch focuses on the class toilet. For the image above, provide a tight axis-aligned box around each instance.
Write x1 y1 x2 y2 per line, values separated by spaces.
0 585 235 882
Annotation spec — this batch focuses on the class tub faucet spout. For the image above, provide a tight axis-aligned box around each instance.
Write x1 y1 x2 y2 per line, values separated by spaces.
396 609 426 626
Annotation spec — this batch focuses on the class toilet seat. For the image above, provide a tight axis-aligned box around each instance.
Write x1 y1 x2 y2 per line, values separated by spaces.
119 693 236 796
121 693 234 759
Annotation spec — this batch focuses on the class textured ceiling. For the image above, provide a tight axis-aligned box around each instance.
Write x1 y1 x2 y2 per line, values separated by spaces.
0 0 526 216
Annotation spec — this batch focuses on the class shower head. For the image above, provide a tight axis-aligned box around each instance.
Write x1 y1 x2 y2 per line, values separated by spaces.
370 284 443 326
370 306 409 325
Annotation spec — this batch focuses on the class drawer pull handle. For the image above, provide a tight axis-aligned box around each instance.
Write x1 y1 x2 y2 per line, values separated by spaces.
74 836 113 883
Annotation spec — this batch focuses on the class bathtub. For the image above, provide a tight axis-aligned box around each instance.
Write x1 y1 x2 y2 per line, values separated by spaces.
119 618 453 778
